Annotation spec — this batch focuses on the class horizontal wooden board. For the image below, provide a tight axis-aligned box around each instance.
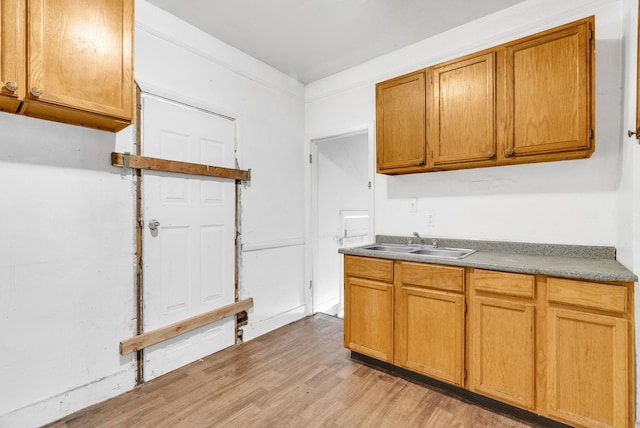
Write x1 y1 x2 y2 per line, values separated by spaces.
120 298 254 355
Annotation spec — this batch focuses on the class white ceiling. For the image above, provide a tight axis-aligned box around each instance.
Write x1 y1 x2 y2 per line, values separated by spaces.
145 0 525 84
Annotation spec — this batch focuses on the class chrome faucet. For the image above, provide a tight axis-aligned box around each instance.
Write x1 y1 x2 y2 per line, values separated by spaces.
412 232 426 245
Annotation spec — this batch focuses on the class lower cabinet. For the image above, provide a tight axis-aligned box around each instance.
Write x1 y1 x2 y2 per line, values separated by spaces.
468 269 536 410
344 256 394 362
395 262 465 386
343 255 634 428
545 277 631 428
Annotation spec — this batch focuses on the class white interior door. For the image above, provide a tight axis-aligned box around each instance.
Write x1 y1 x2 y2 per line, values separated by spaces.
141 94 236 381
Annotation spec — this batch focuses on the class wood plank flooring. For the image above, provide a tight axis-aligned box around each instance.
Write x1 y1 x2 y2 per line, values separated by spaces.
46 314 545 427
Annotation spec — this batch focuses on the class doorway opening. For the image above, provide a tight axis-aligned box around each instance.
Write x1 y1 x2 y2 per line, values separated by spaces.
311 129 373 318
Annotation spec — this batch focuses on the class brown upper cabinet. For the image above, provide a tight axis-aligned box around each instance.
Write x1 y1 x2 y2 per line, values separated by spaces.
430 51 497 169
376 16 595 174
0 0 134 132
0 0 26 113
376 70 427 173
500 18 594 163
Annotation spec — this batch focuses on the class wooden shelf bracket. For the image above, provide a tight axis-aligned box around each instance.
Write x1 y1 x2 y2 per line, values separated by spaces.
112 152 251 181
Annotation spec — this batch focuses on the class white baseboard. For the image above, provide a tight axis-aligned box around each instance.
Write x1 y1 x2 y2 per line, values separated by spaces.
316 300 339 316
241 305 308 342
0 368 136 428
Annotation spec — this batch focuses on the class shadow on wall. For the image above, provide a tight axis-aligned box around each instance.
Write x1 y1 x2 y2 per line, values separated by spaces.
386 155 616 200
0 112 121 173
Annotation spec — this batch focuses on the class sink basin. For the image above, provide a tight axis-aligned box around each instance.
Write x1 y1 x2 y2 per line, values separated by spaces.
359 243 476 259
409 247 477 259
361 244 416 253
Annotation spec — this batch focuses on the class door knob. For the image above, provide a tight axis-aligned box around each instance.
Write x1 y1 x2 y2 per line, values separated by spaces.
148 219 160 231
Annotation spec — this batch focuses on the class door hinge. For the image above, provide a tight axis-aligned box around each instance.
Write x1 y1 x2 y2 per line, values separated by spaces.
367 181 372 189
589 128 593 139
588 29 592 40
309 154 313 164
464 368 467 381
309 280 313 289
464 302 467 314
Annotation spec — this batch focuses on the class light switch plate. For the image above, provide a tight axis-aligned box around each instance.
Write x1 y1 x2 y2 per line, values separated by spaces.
408 198 417 212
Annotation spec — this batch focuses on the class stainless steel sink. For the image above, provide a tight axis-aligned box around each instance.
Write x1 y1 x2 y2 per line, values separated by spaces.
361 244 416 253
409 247 476 259
359 243 476 259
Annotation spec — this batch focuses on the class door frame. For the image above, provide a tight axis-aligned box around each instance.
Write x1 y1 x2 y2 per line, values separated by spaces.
308 124 376 315
133 83 244 384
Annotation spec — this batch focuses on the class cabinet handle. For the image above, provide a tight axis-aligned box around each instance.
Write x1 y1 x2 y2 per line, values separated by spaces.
5 81 18 92
30 87 43 97
486 150 495 158
505 147 515 157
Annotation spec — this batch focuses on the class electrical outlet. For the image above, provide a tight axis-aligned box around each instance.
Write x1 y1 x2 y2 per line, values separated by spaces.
426 211 436 227
408 197 417 212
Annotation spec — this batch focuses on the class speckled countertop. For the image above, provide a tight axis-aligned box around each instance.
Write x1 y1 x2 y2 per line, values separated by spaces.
338 235 638 283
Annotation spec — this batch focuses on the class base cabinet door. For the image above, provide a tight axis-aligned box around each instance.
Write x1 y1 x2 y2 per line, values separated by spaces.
395 262 466 386
546 278 630 428
396 286 465 385
344 256 394 362
468 270 536 410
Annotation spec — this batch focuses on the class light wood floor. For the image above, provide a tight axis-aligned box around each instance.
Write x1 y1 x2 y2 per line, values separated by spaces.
47 314 546 428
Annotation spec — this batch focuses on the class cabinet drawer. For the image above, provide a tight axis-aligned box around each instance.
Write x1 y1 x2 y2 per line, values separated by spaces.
344 255 393 282
472 269 535 299
401 262 464 293
547 277 627 314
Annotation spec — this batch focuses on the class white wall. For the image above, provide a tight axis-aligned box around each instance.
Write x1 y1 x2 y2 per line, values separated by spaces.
0 114 137 427
307 0 625 245
134 1 307 341
0 1 307 425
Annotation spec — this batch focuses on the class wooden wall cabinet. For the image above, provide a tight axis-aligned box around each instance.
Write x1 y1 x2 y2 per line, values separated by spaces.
0 0 133 131
344 255 394 362
545 277 631 428
500 18 594 163
376 70 427 173
0 0 26 112
468 269 536 411
430 51 497 169
395 262 465 386
375 16 594 174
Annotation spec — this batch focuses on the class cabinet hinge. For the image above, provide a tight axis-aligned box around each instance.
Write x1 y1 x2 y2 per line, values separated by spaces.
589 128 593 139
464 302 467 314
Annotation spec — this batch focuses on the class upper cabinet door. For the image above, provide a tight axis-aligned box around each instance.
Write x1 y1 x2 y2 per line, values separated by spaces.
431 51 496 167
502 17 594 161
0 0 26 112
26 0 133 121
376 70 427 173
